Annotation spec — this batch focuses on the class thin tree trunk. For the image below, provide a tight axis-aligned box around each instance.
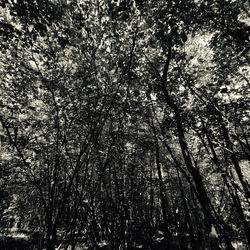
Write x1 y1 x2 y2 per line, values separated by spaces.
155 138 173 248
177 168 196 250
202 119 250 246
219 115 250 200
190 186 205 250
228 181 250 246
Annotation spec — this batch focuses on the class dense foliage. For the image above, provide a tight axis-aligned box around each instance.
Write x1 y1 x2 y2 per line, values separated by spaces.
0 0 249 249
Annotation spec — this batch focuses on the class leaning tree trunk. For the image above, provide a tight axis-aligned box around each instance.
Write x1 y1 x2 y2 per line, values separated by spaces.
202 119 250 246
155 31 234 250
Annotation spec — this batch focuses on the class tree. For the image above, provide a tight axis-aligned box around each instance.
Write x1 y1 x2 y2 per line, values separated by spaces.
0 0 249 249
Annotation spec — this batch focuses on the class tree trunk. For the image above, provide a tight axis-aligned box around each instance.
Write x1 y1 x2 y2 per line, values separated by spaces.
177 169 196 250
46 229 57 250
227 179 250 246
190 186 206 250
155 138 173 248
203 120 250 246
158 33 219 247
217 112 250 200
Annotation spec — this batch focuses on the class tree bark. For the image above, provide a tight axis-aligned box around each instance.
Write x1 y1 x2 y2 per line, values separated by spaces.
177 169 196 250
155 137 173 248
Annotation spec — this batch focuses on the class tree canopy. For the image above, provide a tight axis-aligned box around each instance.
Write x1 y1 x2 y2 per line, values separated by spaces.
0 0 249 249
